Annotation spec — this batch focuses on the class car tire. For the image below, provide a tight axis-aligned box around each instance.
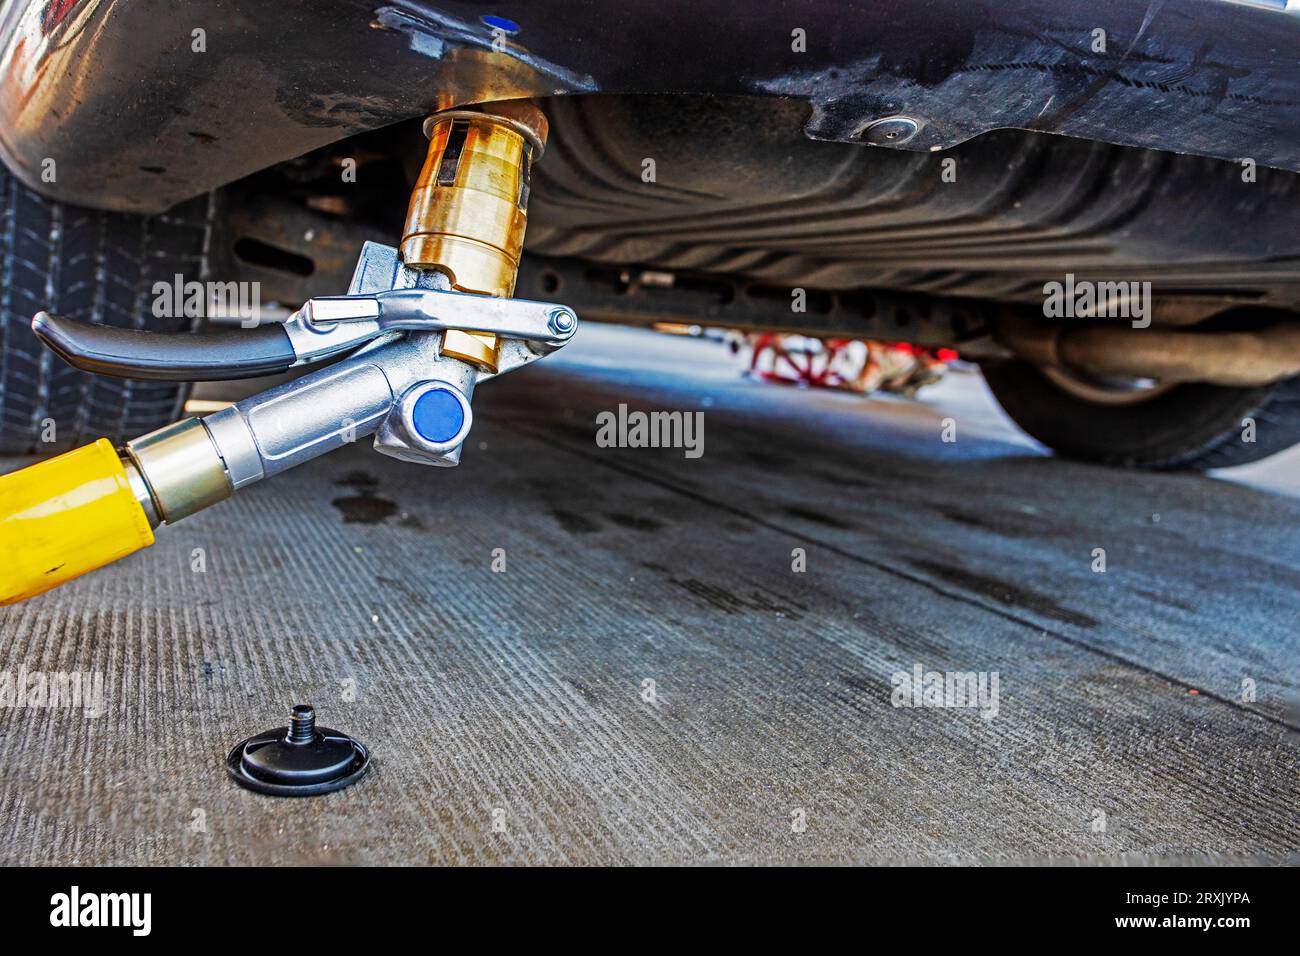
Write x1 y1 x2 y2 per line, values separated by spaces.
980 358 1300 471
0 166 210 455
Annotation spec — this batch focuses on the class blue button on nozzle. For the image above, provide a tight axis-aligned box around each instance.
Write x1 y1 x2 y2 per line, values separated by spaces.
410 386 467 444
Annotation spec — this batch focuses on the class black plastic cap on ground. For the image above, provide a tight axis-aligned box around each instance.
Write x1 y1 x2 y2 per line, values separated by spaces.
227 705 370 797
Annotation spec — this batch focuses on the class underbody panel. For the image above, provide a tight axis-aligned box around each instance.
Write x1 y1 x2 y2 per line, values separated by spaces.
4 0 1300 213
526 96 1300 315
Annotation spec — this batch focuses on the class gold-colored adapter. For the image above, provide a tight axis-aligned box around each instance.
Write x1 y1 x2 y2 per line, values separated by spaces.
400 101 549 371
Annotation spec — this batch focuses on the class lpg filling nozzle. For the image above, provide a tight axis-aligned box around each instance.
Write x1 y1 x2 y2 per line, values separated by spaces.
0 101 575 605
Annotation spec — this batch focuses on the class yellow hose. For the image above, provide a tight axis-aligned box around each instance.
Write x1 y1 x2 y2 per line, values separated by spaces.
0 439 154 605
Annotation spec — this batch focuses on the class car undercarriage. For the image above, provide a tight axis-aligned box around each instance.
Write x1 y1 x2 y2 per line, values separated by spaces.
2 0 1300 895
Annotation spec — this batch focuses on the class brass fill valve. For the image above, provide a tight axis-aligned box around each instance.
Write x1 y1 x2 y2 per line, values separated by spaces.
401 101 549 371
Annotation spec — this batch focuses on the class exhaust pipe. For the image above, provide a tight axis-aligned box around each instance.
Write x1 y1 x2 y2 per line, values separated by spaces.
997 316 1300 387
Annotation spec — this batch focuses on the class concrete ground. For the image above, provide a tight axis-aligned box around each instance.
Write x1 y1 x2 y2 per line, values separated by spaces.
1 324 1297 865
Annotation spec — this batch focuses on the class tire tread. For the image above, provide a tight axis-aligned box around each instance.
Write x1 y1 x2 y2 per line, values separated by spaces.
0 168 210 455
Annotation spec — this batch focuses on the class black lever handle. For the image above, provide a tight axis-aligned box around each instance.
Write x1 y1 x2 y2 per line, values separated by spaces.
31 312 298 381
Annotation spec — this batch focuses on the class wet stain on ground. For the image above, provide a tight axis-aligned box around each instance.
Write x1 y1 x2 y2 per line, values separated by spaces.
810 468 886 491
908 557 1099 628
552 509 601 534
655 574 806 619
639 561 804 617
783 504 854 530
605 512 664 532
744 450 795 470
331 470 420 526
937 505 1064 540
333 494 398 524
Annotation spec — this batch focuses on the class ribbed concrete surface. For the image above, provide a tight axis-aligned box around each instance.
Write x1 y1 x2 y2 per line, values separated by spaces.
1 326 1297 864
